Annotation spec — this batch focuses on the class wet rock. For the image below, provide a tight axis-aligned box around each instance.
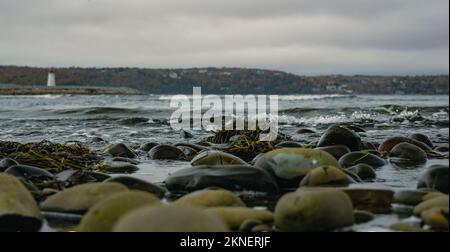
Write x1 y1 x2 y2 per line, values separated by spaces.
41 182 128 213
393 190 429 206
389 223 428 232
180 130 194 139
78 191 161 232
111 157 140 165
343 125 366 133
299 166 356 187
205 207 273 230
422 192 447 202
114 205 229 232
5 165 55 182
165 165 279 194
344 164 376 180
148 144 186 161
274 190 354 232
140 142 159 152
421 207 449 230
409 133 434 149
434 144 449 153
341 188 394 214
191 150 247 166
105 176 167 197
104 143 136 158
275 141 303 148
317 125 363 151
239 219 263 232
96 161 139 174
175 189 245 208
315 145 351 160
339 152 387 168
254 148 341 189
90 137 106 143
0 158 18 172
296 128 316 134
0 173 42 232
56 170 111 185
354 210 375 224
174 143 208 152
417 164 449 194
177 146 198 161
251 224 273 232
362 142 378 150
378 136 432 156
413 196 449 217
389 143 428 166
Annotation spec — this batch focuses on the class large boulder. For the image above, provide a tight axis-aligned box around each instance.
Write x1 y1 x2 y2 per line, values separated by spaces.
0 173 43 232
190 150 247 166
165 165 279 194
78 191 161 232
113 205 229 232
417 165 449 194
41 182 128 213
317 125 363 151
174 189 245 208
254 148 341 189
274 190 354 232
339 152 387 168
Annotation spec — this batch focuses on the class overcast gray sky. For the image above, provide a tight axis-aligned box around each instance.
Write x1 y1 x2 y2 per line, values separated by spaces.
0 0 448 75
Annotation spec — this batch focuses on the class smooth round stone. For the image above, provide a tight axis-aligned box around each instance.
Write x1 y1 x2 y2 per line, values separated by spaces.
41 182 128 213
413 196 449 217
111 157 140 165
165 165 279 194
5 165 55 181
177 146 198 161
393 190 429 206
174 189 245 208
174 143 208 152
299 166 356 187
344 125 366 133
239 219 263 232
113 205 229 232
78 191 161 232
296 128 316 134
190 150 247 166
148 144 186 160
409 133 434 149
362 142 377 150
90 137 106 143
0 158 18 172
274 190 354 232
275 141 303 148
421 207 449 230
56 170 111 185
315 145 351 160
389 142 428 166
317 125 363 151
422 192 447 202
96 161 139 174
389 223 428 232
205 207 273 230
378 136 432 155
103 143 136 158
0 173 43 232
339 152 387 168
341 188 394 214
344 164 376 180
354 210 375 224
434 144 449 153
140 142 159 152
105 176 167 197
254 148 341 189
417 165 449 194
251 224 273 232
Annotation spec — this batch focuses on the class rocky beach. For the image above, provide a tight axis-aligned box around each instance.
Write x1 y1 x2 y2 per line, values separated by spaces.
0 94 449 232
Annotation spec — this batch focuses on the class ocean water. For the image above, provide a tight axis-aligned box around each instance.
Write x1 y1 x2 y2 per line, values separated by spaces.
0 94 448 188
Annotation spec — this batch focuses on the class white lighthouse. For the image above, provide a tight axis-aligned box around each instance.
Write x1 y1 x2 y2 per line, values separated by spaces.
47 68 56 87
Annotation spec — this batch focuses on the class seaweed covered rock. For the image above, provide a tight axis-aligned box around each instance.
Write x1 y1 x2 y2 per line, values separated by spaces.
41 182 128 213
389 143 428 166
0 173 42 232
339 152 387 168
165 165 278 194
205 207 273 230
417 164 449 193
78 191 161 232
317 125 363 151
105 176 167 198
344 164 377 180
174 189 245 208
254 148 340 188
104 143 136 158
274 190 354 232
190 150 247 166
148 144 186 161
299 166 356 187
113 205 229 232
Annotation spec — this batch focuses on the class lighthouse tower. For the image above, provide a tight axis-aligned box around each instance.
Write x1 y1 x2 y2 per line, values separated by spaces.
47 68 56 87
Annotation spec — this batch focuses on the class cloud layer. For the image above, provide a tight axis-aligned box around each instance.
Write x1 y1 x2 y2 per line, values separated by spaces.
0 0 448 75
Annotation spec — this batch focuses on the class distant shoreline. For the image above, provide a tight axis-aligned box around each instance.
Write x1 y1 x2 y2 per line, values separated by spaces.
0 87 143 95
